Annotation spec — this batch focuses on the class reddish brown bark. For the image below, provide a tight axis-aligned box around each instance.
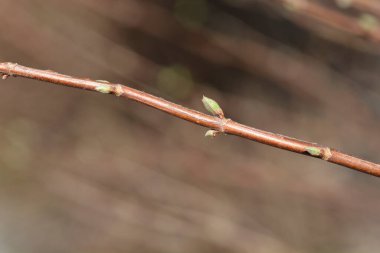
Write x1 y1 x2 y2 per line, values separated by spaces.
0 62 379 177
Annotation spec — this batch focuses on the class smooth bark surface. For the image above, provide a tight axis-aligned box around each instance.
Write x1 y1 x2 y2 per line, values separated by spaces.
1 62 379 177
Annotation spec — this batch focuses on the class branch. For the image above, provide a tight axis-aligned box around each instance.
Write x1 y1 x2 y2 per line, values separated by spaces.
0 62 379 177
267 0 380 44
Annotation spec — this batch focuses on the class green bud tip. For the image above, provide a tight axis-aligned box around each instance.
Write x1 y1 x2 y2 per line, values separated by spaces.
306 147 321 156
95 85 111 94
202 95 224 118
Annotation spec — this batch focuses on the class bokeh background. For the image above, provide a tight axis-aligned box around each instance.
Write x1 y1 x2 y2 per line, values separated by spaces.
0 0 379 252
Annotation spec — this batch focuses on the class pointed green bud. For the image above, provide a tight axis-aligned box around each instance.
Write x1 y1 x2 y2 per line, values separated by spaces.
202 96 224 118
205 129 219 137
95 85 111 94
306 147 321 156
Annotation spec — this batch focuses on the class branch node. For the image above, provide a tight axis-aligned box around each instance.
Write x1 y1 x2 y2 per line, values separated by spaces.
218 118 231 133
322 147 332 161
4 62 18 77
114 84 124 96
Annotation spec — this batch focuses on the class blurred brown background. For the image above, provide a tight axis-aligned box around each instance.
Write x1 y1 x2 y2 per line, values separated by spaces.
0 0 379 252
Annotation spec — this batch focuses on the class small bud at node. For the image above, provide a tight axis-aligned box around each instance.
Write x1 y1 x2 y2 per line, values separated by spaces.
205 129 219 138
202 95 224 118
95 85 111 94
